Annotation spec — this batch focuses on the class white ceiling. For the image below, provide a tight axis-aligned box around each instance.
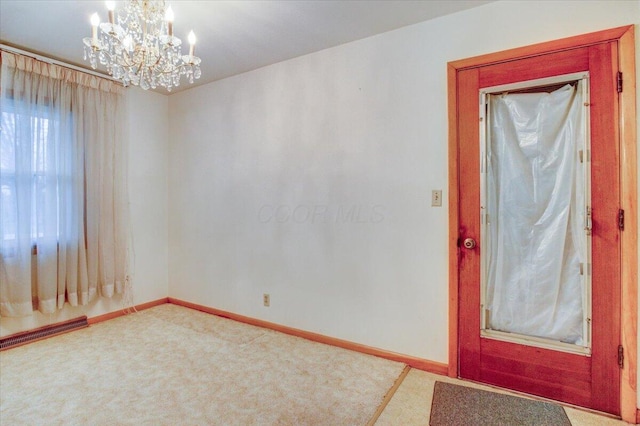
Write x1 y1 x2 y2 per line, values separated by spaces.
0 0 492 94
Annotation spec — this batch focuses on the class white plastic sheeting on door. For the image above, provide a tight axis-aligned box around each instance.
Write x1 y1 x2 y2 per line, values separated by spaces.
484 82 588 346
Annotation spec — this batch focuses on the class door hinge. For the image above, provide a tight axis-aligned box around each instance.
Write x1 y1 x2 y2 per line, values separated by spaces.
618 209 625 231
617 71 623 93
618 345 624 368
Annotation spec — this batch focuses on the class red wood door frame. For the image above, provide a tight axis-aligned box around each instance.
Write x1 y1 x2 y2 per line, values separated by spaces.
447 25 637 422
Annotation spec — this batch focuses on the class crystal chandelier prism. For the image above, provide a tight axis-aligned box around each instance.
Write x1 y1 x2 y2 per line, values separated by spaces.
83 0 201 91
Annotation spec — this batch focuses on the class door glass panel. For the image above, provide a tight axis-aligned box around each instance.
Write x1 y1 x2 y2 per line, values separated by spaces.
480 74 591 353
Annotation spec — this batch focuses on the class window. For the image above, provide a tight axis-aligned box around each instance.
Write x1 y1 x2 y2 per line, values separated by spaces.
1 99 69 249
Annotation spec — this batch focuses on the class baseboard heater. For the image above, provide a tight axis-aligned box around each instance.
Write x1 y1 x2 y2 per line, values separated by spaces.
0 316 88 351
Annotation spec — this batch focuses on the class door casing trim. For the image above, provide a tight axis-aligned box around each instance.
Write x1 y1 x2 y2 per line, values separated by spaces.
447 25 637 422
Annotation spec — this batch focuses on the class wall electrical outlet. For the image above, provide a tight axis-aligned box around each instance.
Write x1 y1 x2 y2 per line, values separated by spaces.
432 190 442 207
263 294 270 307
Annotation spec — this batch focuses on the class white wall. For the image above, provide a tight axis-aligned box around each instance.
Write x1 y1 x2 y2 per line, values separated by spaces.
168 0 639 365
126 89 170 304
0 88 169 337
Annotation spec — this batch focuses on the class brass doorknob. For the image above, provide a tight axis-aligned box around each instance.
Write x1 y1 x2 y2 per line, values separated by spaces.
463 238 476 249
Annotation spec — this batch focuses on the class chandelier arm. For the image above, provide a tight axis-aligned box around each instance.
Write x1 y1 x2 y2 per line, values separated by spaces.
98 47 138 70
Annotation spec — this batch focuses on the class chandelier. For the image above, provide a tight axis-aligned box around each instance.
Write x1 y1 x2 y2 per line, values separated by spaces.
83 0 201 91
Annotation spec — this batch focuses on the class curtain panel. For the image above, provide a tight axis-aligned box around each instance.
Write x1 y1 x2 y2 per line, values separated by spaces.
0 50 130 317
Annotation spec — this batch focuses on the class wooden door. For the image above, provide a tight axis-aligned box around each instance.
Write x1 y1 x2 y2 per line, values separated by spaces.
456 43 621 414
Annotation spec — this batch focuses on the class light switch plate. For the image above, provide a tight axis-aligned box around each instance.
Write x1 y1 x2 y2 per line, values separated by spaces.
432 190 442 207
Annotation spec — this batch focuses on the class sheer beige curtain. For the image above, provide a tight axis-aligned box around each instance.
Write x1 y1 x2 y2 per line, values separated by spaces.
0 50 129 317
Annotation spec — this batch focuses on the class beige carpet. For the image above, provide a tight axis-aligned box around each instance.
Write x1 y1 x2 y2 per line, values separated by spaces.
0 304 405 425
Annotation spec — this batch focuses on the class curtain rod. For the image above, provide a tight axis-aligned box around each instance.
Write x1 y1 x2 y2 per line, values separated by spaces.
0 43 123 86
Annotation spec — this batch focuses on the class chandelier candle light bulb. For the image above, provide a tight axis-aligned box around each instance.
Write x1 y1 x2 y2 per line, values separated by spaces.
166 6 174 37
90 13 100 45
188 30 196 59
106 1 115 25
83 0 202 91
